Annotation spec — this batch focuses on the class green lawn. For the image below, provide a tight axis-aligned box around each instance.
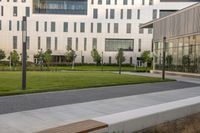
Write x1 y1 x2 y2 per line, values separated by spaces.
0 71 171 96
0 65 151 72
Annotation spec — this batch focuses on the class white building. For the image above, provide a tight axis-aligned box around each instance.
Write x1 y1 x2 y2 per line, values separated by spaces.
0 0 197 65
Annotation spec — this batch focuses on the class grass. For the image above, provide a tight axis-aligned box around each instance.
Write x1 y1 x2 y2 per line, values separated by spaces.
136 112 200 133
0 71 170 96
0 65 151 72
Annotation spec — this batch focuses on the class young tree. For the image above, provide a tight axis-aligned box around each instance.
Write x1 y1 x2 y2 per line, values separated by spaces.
65 48 77 69
0 49 6 61
43 49 52 69
91 49 101 66
7 50 20 67
166 55 173 67
141 51 153 70
115 48 125 74
182 55 191 72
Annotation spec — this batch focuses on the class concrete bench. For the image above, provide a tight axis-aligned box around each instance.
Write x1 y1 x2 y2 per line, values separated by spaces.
37 120 108 133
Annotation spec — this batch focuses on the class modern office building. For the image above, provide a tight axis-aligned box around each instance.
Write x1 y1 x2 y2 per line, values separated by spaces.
0 0 197 65
141 2 200 73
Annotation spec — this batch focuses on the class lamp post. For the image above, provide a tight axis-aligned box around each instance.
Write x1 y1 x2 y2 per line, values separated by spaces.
22 16 27 90
101 51 103 71
162 37 166 80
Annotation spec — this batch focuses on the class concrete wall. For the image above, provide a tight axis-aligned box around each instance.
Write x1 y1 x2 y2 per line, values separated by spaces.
91 96 200 133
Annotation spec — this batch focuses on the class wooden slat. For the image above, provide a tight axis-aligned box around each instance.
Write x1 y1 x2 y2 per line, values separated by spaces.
37 120 108 133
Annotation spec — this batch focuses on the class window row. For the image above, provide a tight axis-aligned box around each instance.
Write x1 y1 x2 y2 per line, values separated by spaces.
91 0 153 6
2 20 152 34
93 8 157 20
0 6 30 17
0 0 26 2
12 36 143 52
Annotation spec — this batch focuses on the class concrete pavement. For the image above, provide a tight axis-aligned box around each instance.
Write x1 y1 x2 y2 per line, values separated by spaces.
0 85 200 133
0 81 198 114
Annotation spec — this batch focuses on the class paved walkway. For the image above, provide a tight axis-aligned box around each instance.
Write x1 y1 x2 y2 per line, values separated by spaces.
123 72 200 84
0 81 198 114
0 86 200 133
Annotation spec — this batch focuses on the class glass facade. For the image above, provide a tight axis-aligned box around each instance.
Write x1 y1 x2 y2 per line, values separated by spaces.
105 39 134 52
33 0 88 15
154 35 200 73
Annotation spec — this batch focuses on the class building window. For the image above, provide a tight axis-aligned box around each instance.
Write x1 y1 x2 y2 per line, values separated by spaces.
98 0 102 5
80 22 85 33
67 37 72 49
137 9 140 19
91 0 94 4
74 22 77 32
33 0 88 15
139 24 144 34
93 9 98 19
132 0 134 5
106 9 108 19
63 22 68 32
107 23 110 33
55 37 58 50
84 38 87 51
106 0 110 5
38 37 41 50
17 21 20 31
92 38 97 49
142 0 145 5
46 37 51 50
36 21 39 31
127 9 132 19
153 9 157 19
0 20 1 30
91 23 93 33
115 0 117 5
110 9 115 19
105 39 134 51
13 6 17 16
9 20 12 31
1 6 3 16
44 22 47 32
148 28 153 34
97 23 102 33
138 39 141 52
26 7 30 17
76 38 78 51
120 9 123 19
123 0 128 5
114 23 119 33
51 22 56 32
126 23 131 34
13 36 17 49
149 0 153 5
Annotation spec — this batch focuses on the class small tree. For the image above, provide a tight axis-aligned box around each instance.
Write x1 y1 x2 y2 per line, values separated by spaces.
65 48 77 69
116 48 125 74
141 51 152 70
0 49 6 61
182 55 191 72
43 49 52 69
7 50 20 68
166 55 173 67
91 49 101 65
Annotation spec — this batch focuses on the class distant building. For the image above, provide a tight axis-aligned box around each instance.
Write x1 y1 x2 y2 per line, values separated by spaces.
0 0 196 65
141 3 200 73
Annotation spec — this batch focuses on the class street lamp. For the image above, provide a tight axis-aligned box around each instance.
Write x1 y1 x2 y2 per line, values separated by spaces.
22 16 27 90
162 37 166 80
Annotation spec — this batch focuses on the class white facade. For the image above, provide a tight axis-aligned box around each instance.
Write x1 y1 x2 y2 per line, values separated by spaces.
0 0 196 65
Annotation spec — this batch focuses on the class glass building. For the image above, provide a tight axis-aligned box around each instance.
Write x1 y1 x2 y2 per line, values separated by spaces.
141 3 200 73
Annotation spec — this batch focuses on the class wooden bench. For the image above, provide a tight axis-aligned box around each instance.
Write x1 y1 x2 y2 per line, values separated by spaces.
37 120 108 133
